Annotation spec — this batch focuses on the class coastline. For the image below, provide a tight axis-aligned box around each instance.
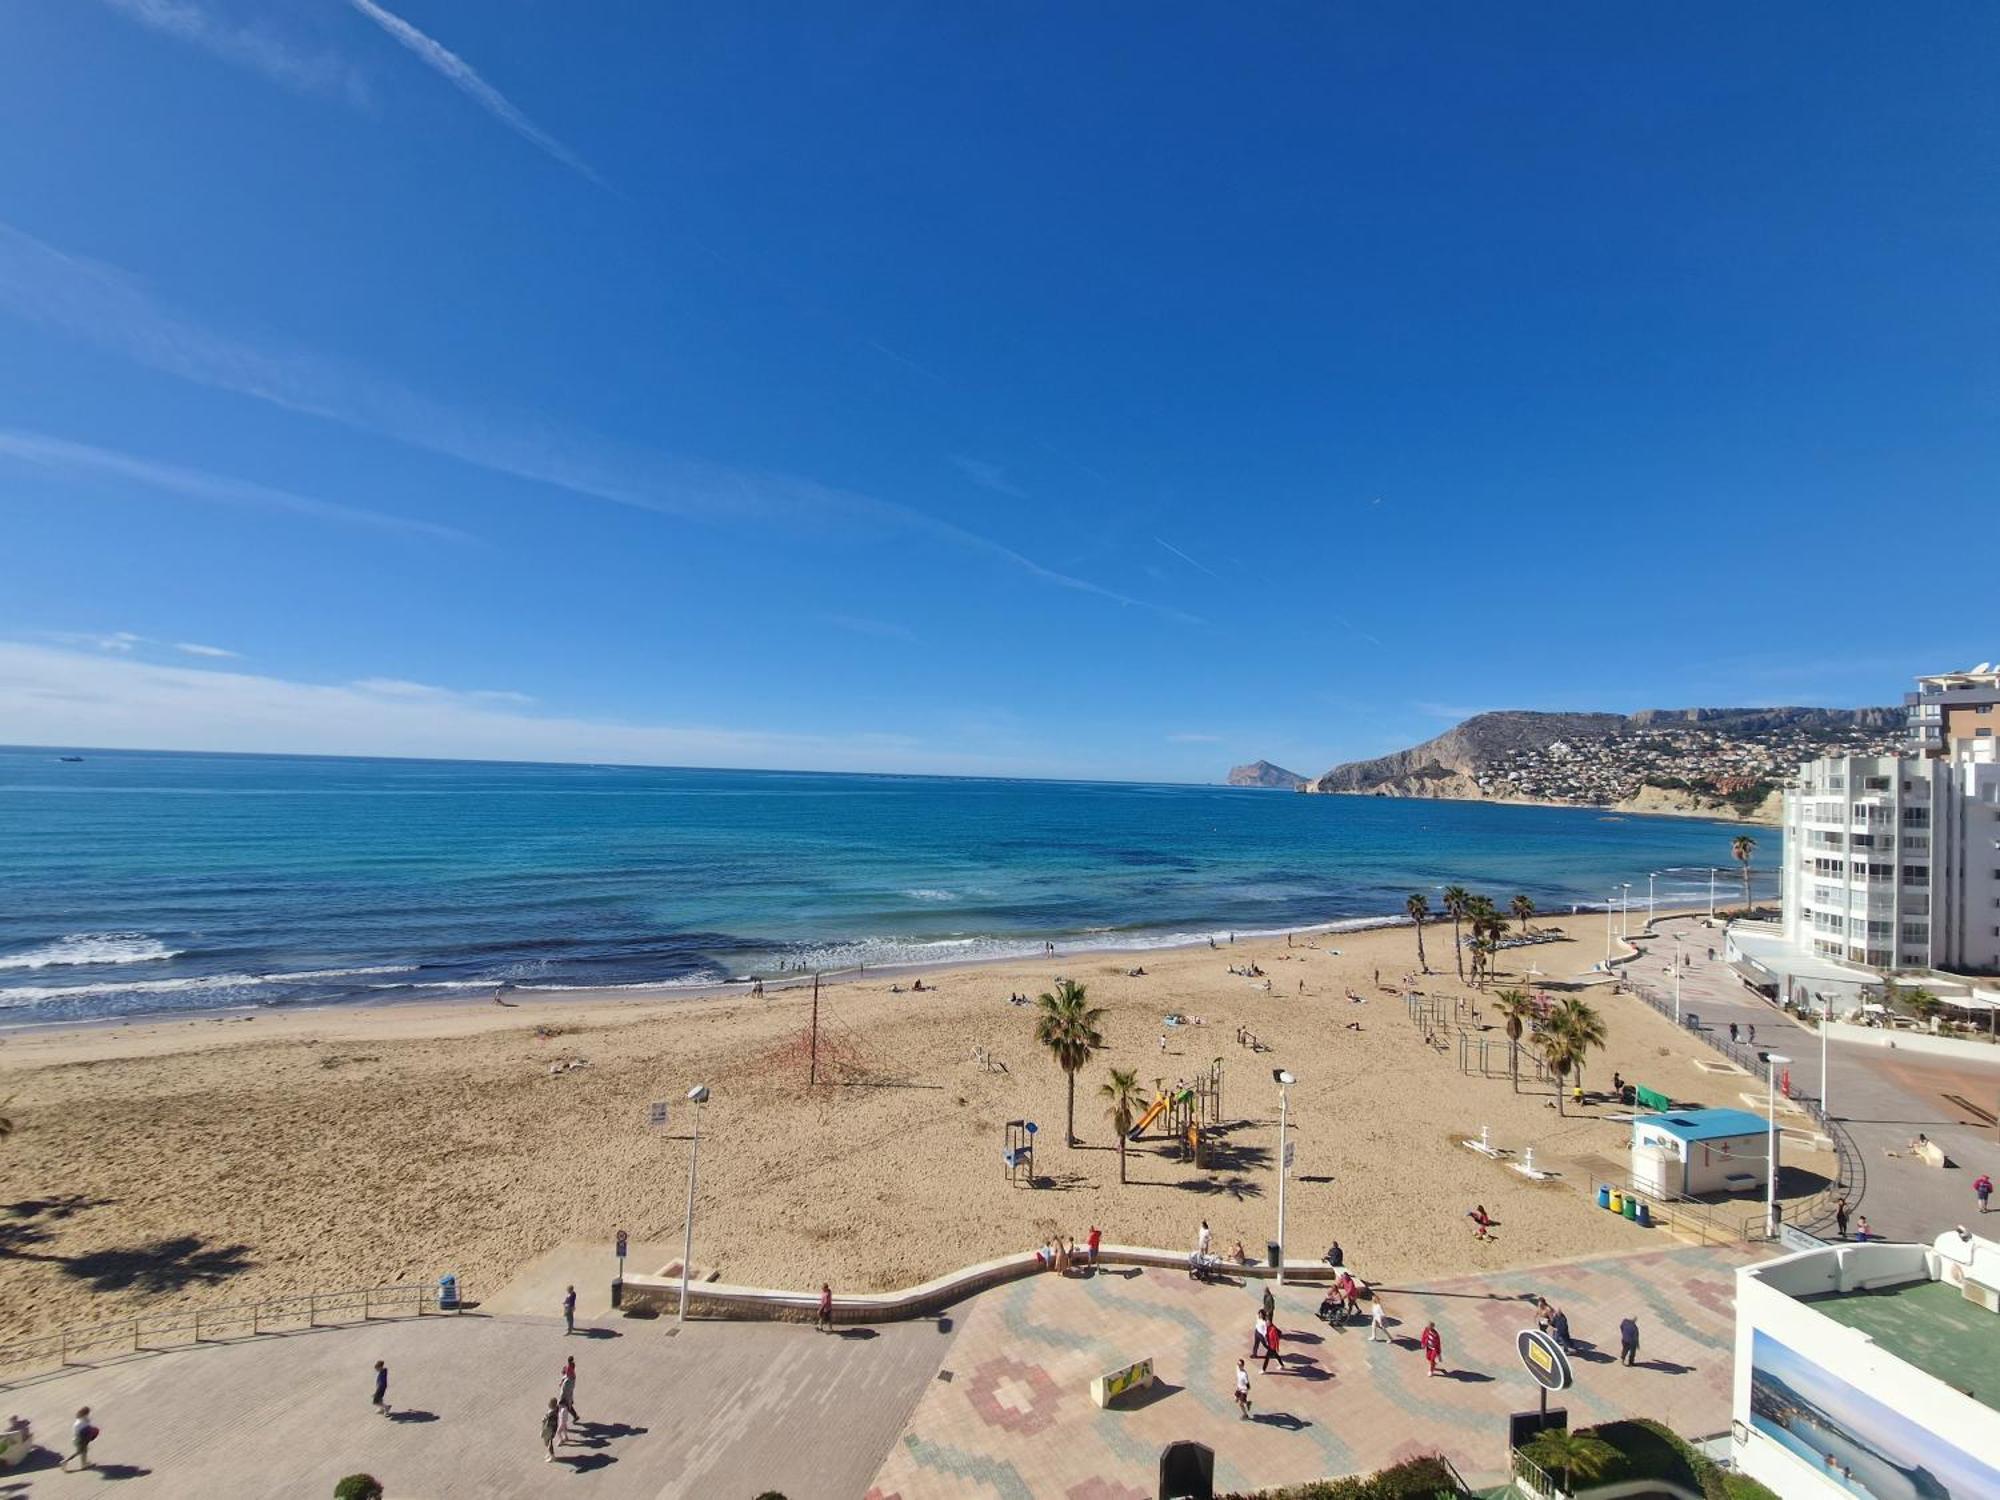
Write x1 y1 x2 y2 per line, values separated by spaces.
0 902 1815 1343
1308 786 1779 826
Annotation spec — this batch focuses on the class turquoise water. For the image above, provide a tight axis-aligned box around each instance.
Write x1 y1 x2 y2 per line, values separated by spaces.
0 747 1774 1023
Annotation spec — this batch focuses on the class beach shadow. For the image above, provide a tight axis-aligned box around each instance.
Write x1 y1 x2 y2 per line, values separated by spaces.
1199 1141 1272 1174
575 1327 621 1340
388 1409 439 1424
560 1454 617 1472
1272 1359 1330 1382
59 1236 254 1294
1119 1379 1182 1411
1569 1346 1616 1365
1437 1369 1493 1383
1642 1359 1695 1375
1173 1176 1265 1202
577 1422 647 1441
91 1465 153 1481
1283 1329 1323 1345
833 1327 879 1340
1250 1411 1311 1430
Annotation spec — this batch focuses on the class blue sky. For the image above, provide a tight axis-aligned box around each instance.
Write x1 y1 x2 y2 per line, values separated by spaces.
1 3 1994 780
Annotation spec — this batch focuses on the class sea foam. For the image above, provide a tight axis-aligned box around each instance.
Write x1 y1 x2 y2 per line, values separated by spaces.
0 933 181 970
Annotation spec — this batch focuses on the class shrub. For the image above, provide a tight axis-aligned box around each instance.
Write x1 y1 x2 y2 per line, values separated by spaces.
334 1478 384 1500
1584 1420 1779 1500
1218 1453 1465 1499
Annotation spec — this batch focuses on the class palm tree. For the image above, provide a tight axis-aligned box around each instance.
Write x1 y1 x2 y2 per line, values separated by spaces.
1547 997 1609 1106
1521 1427 1618 1495
1511 894 1535 934
1442 885 1471 980
1732 834 1757 915
1405 893 1431 973
1494 989 1536 1092
1100 1068 1148 1183
1906 987 1942 1029
1034 979 1105 1147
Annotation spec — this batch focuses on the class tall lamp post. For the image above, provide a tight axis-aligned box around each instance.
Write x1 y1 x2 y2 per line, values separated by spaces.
1764 1054 1790 1238
1621 883 1633 939
1707 868 1717 921
1821 995 1833 1119
679 1083 711 1323
1274 1069 1295 1288
1649 871 1660 926
1604 892 1616 967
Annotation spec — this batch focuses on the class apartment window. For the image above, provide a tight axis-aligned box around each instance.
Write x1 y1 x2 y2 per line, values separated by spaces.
1980 704 1994 715
1864 775 1891 791
1979 727 1993 738
1866 919 1893 940
1814 940 1845 959
1852 834 1877 849
1903 835 1928 851
1900 922 1928 942
1902 807 1928 825
1903 865 1928 885
1812 858 1845 877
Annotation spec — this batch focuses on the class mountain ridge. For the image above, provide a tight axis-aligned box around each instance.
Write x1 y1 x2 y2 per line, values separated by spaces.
1226 759 1308 789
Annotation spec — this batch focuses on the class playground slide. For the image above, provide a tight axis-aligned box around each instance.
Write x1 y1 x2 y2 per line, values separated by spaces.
1128 1095 1169 1139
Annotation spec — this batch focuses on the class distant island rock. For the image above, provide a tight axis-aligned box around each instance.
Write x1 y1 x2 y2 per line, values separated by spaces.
1307 707 1901 823
1227 760 1309 790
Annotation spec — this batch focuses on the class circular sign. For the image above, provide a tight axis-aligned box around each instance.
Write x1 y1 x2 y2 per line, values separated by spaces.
1516 1328 1574 1392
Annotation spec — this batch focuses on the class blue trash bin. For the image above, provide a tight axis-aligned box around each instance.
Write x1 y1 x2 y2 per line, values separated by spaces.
437 1272 459 1311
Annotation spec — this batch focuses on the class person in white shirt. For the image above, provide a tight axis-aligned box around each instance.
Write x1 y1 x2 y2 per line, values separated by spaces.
1369 1297 1388 1342
1196 1221 1211 1257
1234 1361 1251 1419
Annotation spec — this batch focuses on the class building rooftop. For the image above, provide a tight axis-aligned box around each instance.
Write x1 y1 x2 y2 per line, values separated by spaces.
1636 1107 1771 1142
1800 1277 2000 1414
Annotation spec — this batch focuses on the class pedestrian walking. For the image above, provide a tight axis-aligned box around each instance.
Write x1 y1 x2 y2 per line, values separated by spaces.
541 1398 560 1462
1854 1215 1872 1242
563 1284 577 1335
558 1355 579 1421
64 1407 97 1472
1368 1296 1388 1342
1260 1286 1275 1324
1975 1173 1993 1214
1619 1316 1640 1366
556 1398 572 1447
818 1282 834 1332
1252 1311 1270 1358
1747 1023 1756 1044
1197 1219 1212 1258
1234 1359 1252 1419
1420 1320 1443 1376
1262 1321 1284 1372
1835 1196 1851 1239
1469 1204 1495 1241
372 1360 389 1416
1551 1307 1571 1352
1728 1022 1739 1044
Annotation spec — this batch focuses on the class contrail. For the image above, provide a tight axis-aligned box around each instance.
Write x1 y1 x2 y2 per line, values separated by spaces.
1155 536 1221 579
344 0 600 183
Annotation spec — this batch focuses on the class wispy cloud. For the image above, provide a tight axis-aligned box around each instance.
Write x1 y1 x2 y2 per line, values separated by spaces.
821 614 917 643
1154 536 1221 580
951 456 1027 499
342 0 598 183
0 641 1052 776
0 221 1196 624
96 0 369 105
0 427 470 543
41 630 145 654
1166 732 1222 744
175 642 239 658
350 677 532 705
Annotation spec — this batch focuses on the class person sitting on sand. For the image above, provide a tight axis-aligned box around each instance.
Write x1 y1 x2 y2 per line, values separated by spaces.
1229 1239 1246 1264
912 979 926 992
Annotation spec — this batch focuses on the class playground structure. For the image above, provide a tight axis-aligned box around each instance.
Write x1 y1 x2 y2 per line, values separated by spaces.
1002 1119 1039 1186
1128 1058 1224 1165
1403 985 1560 1084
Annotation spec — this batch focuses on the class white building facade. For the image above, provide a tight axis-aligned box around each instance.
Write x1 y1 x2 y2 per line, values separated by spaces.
1780 740 2000 975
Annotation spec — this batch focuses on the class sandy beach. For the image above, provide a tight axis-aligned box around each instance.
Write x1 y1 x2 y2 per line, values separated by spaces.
0 910 1820 1336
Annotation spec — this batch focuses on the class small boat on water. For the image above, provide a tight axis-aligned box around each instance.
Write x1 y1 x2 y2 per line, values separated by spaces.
57 755 84 762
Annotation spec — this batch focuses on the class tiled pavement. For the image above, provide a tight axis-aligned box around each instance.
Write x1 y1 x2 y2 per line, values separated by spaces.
865 1242 1753 1498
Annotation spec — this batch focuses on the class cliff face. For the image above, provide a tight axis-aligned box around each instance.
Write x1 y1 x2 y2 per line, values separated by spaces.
1311 713 1625 793
1227 760 1308 790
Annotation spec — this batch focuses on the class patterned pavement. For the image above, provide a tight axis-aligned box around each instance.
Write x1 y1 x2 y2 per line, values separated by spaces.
866 1243 1753 1498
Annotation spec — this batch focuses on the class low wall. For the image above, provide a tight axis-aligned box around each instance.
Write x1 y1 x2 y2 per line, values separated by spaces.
1822 1019 2000 1065
616 1244 1345 1323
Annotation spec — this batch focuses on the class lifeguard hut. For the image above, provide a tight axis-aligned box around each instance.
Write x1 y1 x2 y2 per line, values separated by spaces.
1003 1119 1038 1186
1630 1108 1770 1199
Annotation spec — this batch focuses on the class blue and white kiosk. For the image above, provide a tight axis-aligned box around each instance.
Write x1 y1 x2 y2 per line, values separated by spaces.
1630 1107 1771 1199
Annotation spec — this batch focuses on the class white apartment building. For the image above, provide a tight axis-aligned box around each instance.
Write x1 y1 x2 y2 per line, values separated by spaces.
1780 738 2000 975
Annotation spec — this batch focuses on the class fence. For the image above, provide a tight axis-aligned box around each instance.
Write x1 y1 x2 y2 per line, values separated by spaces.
1511 1447 1565 1499
0 1280 462 1380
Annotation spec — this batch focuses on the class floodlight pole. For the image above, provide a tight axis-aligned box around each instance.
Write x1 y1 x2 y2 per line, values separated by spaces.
1275 1078 1291 1288
679 1089 709 1323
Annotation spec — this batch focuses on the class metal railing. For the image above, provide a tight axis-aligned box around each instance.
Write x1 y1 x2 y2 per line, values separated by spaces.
1512 1448 1566 1499
0 1280 463 1379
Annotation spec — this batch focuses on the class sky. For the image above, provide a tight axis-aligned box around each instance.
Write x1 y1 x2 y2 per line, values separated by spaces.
2 3 1995 781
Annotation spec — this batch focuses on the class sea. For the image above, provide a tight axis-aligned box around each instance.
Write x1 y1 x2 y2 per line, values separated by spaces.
0 747 1778 1026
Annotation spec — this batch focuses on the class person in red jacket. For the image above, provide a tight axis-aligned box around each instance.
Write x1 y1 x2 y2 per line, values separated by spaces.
1261 1321 1285 1372
1420 1320 1443 1376
1086 1226 1102 1266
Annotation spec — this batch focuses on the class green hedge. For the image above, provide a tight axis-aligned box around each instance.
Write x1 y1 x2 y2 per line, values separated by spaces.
1219 1454 1465 1500
1582 1420 1778 1500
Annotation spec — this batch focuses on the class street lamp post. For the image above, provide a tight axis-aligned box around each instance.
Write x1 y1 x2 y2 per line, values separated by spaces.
1648 872 1658 926
1708 867 1717 921
1605 892 1615 966
1821 995 1832 1119
1274 1069 1295 1288
1765 1054 1790 1238
1621 883 1633 939
679 1083 711 1323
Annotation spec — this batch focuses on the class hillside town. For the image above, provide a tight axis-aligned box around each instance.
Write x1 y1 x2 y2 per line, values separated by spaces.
1471 719 1906 807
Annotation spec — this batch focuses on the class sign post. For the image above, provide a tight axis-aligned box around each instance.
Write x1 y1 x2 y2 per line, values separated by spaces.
1515 1327 1574 1426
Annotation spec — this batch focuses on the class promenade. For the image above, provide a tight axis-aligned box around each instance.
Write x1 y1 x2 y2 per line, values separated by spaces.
3 1243 1747 1497
1625 915 2000 1242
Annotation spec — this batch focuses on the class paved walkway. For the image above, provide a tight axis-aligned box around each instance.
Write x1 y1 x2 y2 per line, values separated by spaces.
0 1308 955 1497
1625 915 2000 1243
865 1243 1750 1498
